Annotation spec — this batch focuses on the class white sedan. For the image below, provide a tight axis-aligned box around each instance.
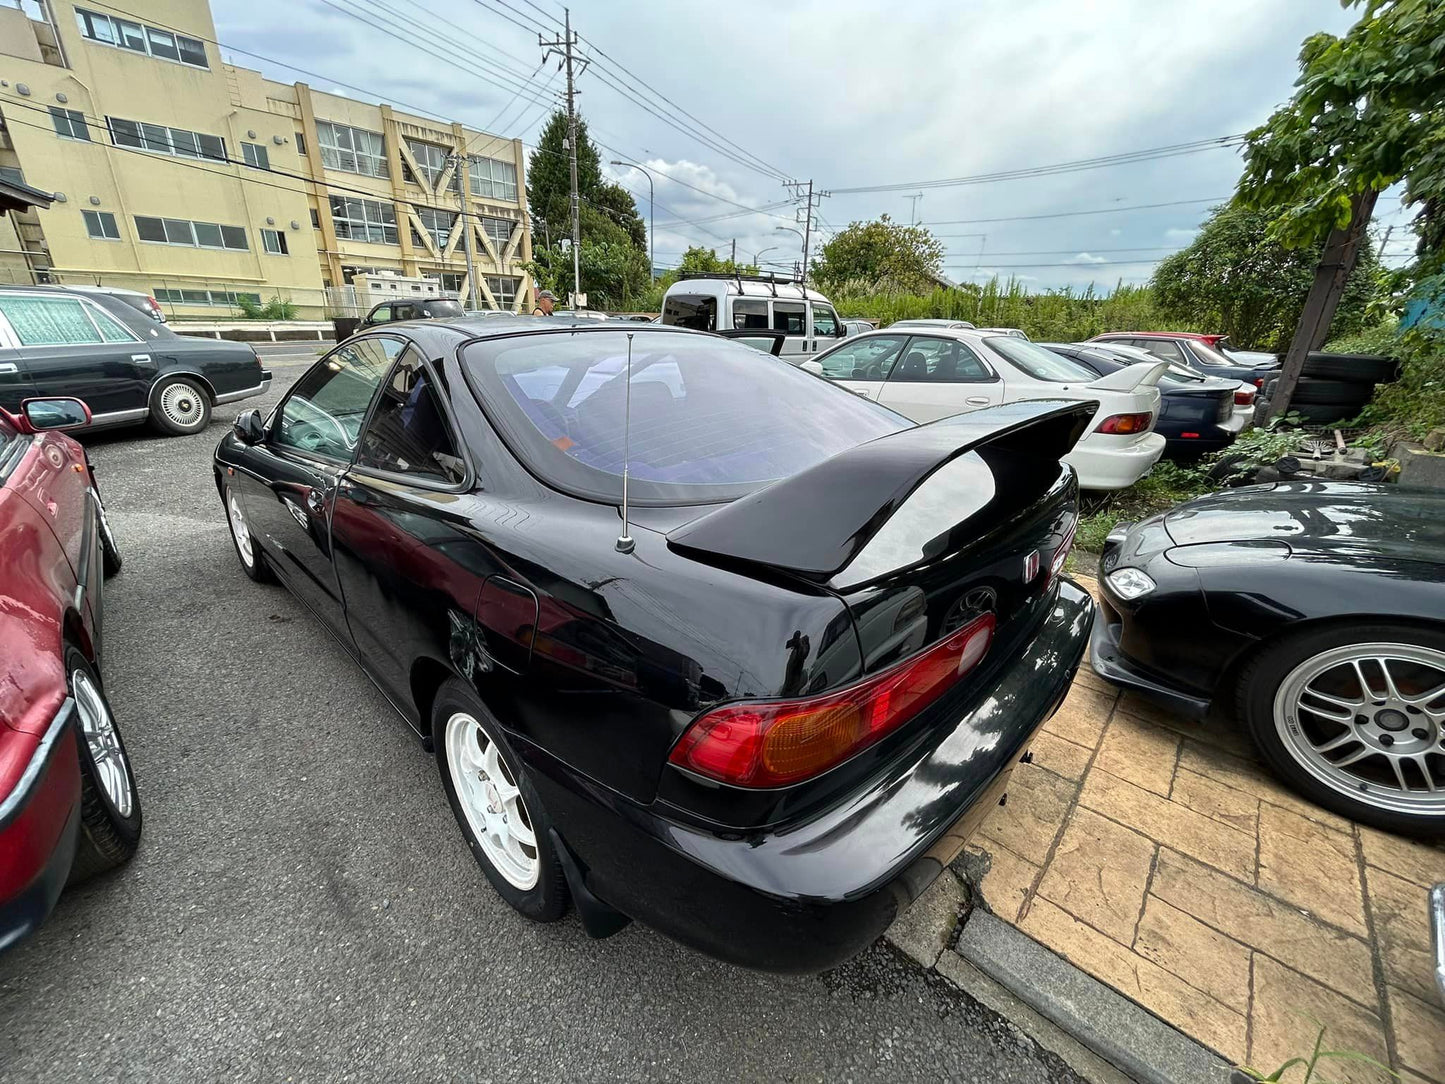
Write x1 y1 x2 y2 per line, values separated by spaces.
806 327 1167 490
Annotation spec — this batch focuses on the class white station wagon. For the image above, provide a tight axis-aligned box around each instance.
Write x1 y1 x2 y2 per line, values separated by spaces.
807 326 1167 490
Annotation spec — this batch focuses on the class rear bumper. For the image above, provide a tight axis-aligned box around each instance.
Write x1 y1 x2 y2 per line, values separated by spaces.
1066 432 1166 491
527 580 1094 972
0 701 82 954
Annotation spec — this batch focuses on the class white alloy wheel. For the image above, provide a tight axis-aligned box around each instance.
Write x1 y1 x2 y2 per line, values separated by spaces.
227 490 254 568
444 712 539 890
159 381 206 430
73 667 134 818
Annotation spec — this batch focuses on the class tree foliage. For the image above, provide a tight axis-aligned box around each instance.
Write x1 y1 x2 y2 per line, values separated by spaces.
810 215 945 294
672 246 758 276
1150 204 1383 350
527 110 647 259
1236 0 1445 275
525 239 651 311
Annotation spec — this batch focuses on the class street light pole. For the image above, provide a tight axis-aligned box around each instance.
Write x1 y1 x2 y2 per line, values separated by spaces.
753 245 777 268
609 159 654 278
774 225 805 279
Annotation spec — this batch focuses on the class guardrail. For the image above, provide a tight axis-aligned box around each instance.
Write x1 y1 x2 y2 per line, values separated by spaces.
170 321 335 342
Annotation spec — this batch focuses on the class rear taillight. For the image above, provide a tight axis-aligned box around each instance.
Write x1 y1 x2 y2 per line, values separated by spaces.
1234 388 1256 406
1253 377 1265 390
668 613 997 788
1095 412 1152 435
146 295 164 320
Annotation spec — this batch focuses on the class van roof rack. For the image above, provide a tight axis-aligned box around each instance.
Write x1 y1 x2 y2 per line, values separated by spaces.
678 270 802 296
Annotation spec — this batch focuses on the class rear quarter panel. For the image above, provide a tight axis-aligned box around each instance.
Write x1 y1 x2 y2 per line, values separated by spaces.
154 338 263 398
0 485 74 736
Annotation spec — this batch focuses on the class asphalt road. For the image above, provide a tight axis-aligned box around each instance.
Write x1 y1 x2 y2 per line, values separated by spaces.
0 351 1077 1083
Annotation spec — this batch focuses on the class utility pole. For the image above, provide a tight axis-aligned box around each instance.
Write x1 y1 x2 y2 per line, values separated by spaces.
904 192 923 225
541 10 585 311
447 151 479 310
786 180 826 282
1268 189 1379 421
730 238 736 266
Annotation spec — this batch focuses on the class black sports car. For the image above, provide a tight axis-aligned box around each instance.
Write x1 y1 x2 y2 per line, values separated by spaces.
0 286 270 435
1093 482 1445 837
213 319 1094 971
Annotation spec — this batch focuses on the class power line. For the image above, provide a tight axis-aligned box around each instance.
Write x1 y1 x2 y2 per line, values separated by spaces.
920 196 1230 226
830 137 1246 194
946 259 1165 269
940 245 1180 255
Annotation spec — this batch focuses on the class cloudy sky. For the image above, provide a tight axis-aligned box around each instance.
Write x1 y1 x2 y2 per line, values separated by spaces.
211 0 1415 289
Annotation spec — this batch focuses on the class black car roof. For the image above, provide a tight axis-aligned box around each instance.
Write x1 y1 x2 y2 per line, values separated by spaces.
383 316 714 348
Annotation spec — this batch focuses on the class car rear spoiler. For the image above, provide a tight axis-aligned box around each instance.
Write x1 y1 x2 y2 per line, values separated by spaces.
1086 359 1168 393
666 399 1096 580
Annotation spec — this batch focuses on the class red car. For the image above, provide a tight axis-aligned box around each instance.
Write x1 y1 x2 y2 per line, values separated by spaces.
0 396 138 954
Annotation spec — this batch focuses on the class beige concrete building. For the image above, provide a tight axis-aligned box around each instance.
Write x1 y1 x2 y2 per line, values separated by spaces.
0 0 533 319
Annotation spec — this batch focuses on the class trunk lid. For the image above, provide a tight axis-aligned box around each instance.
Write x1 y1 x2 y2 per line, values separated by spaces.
667 400 1092 676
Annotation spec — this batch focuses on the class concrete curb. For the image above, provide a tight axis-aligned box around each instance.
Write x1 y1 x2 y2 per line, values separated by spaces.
953 910 1234 1084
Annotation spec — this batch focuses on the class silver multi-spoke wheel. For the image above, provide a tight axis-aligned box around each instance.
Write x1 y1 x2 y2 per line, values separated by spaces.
444 712 539 890
227 490 254 568
1274 642 1445 814
73 667 133 818
159 382 206 430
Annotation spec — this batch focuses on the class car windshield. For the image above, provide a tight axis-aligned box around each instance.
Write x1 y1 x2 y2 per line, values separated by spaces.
988 338 1097 382
1189 339 1248 367
426 300 465 317
462 329 909 504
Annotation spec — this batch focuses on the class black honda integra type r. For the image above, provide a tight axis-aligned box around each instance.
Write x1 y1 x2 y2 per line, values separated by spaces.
214 321 1094 971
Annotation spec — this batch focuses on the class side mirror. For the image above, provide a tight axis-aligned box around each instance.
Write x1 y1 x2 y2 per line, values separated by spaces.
19 397 90 432
233 409 266 445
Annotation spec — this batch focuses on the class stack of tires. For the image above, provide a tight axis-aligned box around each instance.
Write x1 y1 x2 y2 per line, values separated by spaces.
1258 352 1402 424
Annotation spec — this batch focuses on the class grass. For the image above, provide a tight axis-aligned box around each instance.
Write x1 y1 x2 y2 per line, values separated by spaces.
1076 461 1214 554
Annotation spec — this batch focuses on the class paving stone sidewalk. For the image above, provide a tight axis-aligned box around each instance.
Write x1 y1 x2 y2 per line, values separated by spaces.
962 576 1445 1083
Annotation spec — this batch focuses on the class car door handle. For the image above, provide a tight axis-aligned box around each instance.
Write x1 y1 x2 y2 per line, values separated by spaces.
849 387 873 396
305 491 324 516
965 396 991 406
0 363 16 375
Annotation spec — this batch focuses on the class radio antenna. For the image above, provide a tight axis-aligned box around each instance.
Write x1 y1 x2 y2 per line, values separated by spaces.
615 332 636 554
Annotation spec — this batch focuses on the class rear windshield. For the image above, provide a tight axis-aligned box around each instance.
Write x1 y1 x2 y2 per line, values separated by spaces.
426 299 465 317
462 329 908 504
988 338 1097 382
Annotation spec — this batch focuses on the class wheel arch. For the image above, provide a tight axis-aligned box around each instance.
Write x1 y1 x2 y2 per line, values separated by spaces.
62 605 97 670
409 655 458 752
148 369 219 408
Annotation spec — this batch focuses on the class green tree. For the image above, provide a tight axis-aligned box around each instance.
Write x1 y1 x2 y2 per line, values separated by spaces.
526 239 651 311
527 111 646 256
810 215 945 294
1236 0 1445 277
1150 204 1382 350
673 245 758 276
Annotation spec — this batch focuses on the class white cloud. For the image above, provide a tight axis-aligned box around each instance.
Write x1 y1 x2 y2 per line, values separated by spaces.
1070 253 1109 265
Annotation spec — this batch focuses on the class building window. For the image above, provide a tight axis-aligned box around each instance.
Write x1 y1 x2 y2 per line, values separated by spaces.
437 273 464 295
107 117 224 161
310 207 321 230
402 139 452 189
134 215 248 250
261 228 288 255
74 8 208 68
481 216 516 247
0 166 25 186
328 196 397 244
315 121 388 179
49 106 90 141
295 131 307 156
484 275 520 309
412 206 452 250
154 287 261 307
83 210 121 240
468 156 518 202
241 142 270 169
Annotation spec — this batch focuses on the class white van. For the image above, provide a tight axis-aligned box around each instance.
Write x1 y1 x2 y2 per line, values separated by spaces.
660 273 844 360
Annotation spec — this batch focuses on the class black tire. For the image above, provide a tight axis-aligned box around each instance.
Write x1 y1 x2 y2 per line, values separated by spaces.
93 480 122 578
64 647 142 883
222 483 273 584
1237 622 1445 838
1301 352 1401 384
1263 377 1375 406
149 376 212 436
432 679 568 921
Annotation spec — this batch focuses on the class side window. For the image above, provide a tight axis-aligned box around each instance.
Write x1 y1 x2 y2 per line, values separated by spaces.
356 348 466 484
819 335 906 380
662 294 716 331
810 303 839 338
89 304 138 343
732 298 768 330
273 338 394 460
887 337 993 382
369 305 392 324
0 295 106 346
773 301 806 335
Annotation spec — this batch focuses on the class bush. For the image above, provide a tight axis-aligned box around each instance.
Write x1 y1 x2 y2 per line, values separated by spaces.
236 295 298 320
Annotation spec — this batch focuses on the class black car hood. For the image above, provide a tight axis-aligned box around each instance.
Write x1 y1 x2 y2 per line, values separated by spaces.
1164 481 1445 562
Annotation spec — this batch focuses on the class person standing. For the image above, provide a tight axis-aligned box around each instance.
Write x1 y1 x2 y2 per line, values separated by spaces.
532 289 556 316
